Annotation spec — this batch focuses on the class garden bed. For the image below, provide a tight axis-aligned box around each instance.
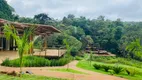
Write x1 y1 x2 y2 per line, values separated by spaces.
1 56 72 67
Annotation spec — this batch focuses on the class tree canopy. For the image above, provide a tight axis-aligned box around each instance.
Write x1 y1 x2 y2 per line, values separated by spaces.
0 0 14 20
1 1 142 60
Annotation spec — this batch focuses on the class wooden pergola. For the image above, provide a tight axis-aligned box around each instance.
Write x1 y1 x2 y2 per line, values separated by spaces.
0 18 61 55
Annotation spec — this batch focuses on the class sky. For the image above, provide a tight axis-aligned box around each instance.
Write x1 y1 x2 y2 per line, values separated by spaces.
6 0 142 21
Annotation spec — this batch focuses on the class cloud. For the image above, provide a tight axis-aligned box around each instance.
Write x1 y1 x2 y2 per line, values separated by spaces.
6 0 142 21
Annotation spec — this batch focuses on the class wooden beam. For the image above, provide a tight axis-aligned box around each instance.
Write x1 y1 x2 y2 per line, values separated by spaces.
44 35 47 56
30 34 33 54
0 37 3 50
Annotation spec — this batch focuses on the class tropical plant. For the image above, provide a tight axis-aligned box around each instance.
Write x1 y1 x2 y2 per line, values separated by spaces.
112 65 123 74
1 58 10 66
101 65 111 72
63 38 72 70
89 51 93 65
93 63 102 70
3 24 35 75
63 38 72 56
126 39 142 60
125 68 137 76
75 56 83 60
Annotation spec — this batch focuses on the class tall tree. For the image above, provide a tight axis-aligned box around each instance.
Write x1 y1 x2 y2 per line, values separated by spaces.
34 13 51 24
67 14 75 19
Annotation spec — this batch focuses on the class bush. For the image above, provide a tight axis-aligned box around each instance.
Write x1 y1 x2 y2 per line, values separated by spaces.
71 48 78 57
1 58 10 66
126 68 137 76
101 65 111 72
92 56 116 62
75 56 83 60
2 56 72 67
93 63 102 69
92 61 142 77
50 58 71 66
112 65 123 74
58 58 70 66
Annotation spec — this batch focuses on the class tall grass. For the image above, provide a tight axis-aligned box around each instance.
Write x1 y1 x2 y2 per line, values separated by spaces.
1 56 72 67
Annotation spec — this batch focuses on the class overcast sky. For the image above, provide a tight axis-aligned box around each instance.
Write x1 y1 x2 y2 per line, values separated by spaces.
6 0 142 21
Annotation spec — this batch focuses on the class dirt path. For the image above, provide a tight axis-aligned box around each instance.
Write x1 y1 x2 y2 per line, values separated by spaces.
0 60 126 80
0 52 126 80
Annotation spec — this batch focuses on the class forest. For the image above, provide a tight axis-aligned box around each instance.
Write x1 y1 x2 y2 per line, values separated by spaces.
1 0 142 61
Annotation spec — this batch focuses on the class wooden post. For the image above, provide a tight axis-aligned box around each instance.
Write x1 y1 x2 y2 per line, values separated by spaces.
0 27 3 50
10 36 13 51
0 36 3 51
30 34 33 54
0 28 1 50
58 48 59 57
44 35 47 56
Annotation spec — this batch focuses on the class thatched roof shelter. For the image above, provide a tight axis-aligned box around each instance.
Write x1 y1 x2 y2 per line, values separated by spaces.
0 18 61 53
0 18 61 36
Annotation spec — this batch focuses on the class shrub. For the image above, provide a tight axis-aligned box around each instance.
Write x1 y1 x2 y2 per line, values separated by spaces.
50 57 72 66
75 56 83 60
71 48 78 57
50 59 57 66
2 56 71 67
101 65 111 72
93 63 102 69
112 65 123 74
126 68 137 76
92 56 116 61
58 58 69 66
1 58 10 66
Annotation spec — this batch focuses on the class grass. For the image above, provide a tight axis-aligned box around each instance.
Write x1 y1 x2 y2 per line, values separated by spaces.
77 60 142 80
0 74 68 80
49 68 87 74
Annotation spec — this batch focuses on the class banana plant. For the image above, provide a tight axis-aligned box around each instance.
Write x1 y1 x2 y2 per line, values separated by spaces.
3 24 35 76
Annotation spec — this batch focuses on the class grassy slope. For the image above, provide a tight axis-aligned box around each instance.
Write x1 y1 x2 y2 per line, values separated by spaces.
0 74 67 80
92 56 142 68
77 60 142 80
49 68 87 74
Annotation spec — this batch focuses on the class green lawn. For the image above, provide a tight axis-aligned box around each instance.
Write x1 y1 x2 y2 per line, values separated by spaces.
77 60 142 80
49 68 87 74
0 74 67 80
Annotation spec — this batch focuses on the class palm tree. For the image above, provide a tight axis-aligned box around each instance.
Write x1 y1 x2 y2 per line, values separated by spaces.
63 39 71 70
3 24 35 75
126 39 142 58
